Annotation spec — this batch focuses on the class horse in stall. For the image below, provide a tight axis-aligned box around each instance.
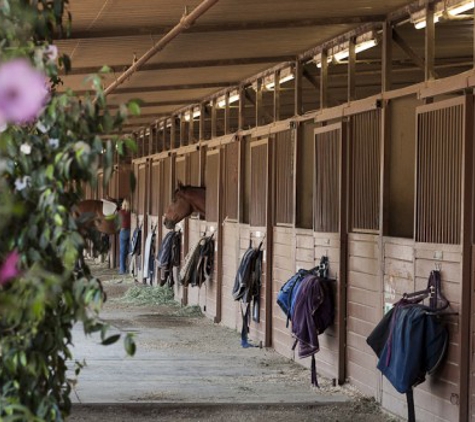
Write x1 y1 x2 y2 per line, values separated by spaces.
74 198 121 235
163 183 206 229
73 198 122 261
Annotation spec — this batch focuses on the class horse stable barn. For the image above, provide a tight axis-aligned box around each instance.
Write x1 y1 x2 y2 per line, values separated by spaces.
57 0 475 420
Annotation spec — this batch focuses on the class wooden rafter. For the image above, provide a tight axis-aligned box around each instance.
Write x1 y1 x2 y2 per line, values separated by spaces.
65 15 386 40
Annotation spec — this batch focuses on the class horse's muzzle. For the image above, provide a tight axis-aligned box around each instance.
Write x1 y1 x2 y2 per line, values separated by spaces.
163 218 176 230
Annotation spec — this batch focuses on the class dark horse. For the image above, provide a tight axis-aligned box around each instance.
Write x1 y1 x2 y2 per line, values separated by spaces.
163 183 206 229
73 199 120 235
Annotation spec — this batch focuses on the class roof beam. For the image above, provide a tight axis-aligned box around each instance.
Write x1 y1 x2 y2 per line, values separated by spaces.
103 0 221 97
392 29 439 79
78 81 239 96
65 55 295 76
64 16 386 40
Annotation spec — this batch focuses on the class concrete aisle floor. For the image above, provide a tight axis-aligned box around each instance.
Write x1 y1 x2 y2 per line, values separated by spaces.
68 266 397 421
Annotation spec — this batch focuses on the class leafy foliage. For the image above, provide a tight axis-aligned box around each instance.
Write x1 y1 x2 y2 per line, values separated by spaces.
0 1 139 420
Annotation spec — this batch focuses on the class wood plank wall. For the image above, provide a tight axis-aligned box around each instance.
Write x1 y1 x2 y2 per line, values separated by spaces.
221 222 240 330
380 239 460 422
272 226 297 359
239 225 267 346
346 233 380 397
314 232 340 380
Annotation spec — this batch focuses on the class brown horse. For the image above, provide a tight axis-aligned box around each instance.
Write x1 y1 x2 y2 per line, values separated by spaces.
74 199 120 235
163 183 206 229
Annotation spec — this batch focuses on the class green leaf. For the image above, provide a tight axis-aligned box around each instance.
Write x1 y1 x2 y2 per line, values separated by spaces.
127 101 141 116
124 137 138 153
124 334 136 357
101 334 121 346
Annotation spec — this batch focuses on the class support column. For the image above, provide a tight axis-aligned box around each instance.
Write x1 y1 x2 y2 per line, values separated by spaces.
348 37 356 102
382 21 393 92
320 49 328 110
425 2 435 81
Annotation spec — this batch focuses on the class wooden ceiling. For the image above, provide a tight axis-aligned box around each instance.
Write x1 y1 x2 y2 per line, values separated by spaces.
55 0 475 132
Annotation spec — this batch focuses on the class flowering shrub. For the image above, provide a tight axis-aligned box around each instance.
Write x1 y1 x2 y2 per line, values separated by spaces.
0 1 138 420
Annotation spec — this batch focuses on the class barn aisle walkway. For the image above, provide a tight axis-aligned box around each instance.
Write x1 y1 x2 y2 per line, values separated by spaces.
67 263 396 421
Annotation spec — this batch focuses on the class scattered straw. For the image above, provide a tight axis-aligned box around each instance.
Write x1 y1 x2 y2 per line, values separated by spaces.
172 305 203 318
114 285 177 307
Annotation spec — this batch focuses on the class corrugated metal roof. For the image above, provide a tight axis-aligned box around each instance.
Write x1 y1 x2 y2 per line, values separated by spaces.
56 0 474 131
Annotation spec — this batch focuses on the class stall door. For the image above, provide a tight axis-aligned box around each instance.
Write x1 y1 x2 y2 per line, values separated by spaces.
221 141 241 330
346 109 381 398
313 122 346 384
412 96 468 422
248 138 273 347
200 148 221 321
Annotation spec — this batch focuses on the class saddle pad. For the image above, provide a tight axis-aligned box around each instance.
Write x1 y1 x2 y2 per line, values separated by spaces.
102 199 117 216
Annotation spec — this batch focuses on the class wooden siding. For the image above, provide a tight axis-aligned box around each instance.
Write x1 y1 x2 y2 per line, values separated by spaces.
250 141 268 227
224 141 239 221
137 162 147 215
380 240 461 422
240 225 266 345
350 110 381 232
415 99 463 245
175 156 186 188
274 131 294 225
313 232 340 381
220 222 240 330
150 160 161 216
314 125 340 233
272 227 297 359
189 150 200 186
206 150 220 223
346 233 380 397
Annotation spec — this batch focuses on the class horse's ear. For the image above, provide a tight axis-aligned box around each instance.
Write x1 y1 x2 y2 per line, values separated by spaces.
177 180 183 188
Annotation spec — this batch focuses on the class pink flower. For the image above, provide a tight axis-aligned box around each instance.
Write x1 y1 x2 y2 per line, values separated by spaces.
0 59 49 124
0 251 20 286
44 45 58 62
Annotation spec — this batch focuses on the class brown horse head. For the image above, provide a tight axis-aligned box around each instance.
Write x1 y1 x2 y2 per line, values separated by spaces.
163 182 206 229
74 199 119 235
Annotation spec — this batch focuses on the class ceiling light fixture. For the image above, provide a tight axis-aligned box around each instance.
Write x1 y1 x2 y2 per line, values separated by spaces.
448 0 475 15
217 91 240 108
265 68 294 90
314 31 378 67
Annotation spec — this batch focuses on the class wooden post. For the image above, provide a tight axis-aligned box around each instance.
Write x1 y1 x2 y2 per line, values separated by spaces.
224 92 230 135
320 49 328 110
274 69 281 121
382 21 393 92
256 79 263 126
459 93 474 422
170 116 176 149
425 2 435 81
294 60 303 116
348 37 356 102
199 103 205 141
211 99 217 139
238 86 245 131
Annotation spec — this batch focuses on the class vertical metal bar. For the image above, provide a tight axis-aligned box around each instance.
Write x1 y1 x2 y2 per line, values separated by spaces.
425 2 435 81
320 49 328 110
294 60 303 116
348 36 356 102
